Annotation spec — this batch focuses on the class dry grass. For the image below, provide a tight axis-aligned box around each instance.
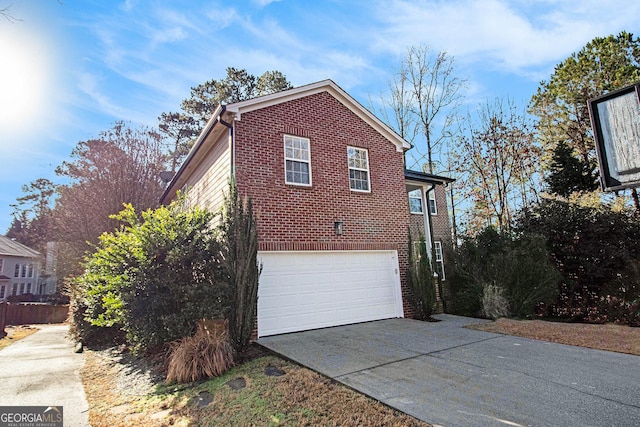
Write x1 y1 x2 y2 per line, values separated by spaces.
166 320 235 384
0 325 38 351
469 318 640 356
82 351 430 427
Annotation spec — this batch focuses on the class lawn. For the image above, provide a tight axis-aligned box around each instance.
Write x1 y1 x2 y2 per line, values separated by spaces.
81 348 429 427
81 318 640 426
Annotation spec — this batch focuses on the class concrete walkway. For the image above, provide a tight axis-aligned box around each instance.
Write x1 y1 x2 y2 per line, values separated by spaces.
0 324 90 427
258 314 640 427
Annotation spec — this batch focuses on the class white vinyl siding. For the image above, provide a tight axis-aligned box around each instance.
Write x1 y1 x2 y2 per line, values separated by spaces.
284 135 311 186
182 132 231 218
347 147 370 192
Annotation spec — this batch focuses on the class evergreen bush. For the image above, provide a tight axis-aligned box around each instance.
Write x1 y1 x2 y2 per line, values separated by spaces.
76 200 228 352
407 234 437 320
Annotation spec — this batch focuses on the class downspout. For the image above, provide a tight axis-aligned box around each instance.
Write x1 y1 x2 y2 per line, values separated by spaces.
217 105 235 177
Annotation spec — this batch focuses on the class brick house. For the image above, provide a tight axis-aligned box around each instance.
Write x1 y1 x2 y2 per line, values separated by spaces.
161 80 454 337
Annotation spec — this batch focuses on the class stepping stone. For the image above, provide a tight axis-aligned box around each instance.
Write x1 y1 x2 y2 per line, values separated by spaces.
265 365 285 377
193 391 213 408
226 377 246 390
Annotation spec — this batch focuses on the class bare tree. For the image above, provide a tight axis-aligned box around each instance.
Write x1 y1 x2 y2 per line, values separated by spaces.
374 45 467 173
454 99 541 233
54 122 166 246
404 46 467 173
1 4 20 22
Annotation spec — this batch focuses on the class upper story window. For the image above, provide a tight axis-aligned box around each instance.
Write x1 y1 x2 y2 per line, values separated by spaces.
428 190 437 215
21 264 27 278
284 135 311 186
0 258 3 272
14 264 20 278
408 189 423 214
347 147 370 192
27 264 34 278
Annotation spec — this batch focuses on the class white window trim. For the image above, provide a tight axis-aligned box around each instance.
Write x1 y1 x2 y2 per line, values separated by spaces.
428 190 438 215
0 257 3 273
408 189 423 214
347 146 371 193
284 135 312 186
434 241 445 281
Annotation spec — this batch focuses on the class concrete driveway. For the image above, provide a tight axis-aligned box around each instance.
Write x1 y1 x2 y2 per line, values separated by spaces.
258 314 640 427
0 324 90 427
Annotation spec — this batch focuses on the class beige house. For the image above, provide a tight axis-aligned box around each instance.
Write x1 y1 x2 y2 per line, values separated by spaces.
0 235 42 300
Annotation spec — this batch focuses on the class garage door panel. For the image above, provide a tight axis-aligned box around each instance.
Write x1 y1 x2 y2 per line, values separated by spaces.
257 251 404 337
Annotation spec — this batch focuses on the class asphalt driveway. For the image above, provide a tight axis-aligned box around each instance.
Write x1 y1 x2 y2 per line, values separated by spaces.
0 324 90 427
258 314 640 427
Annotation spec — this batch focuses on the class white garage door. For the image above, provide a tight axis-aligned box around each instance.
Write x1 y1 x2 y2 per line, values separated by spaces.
257 251 404 337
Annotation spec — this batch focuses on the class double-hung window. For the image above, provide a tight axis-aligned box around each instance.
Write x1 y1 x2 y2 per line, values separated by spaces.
284 135 311 186
434 241 445 280
428 190 437 215
347 147 370 192
0 258 3 272
408 189 423 214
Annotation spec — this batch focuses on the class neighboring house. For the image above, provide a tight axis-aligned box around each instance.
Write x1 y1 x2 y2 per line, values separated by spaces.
0 235 42 300
161 80 454 337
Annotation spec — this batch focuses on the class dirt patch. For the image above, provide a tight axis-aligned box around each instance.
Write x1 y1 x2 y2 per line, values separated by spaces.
0 325 38 351
469 318 640 356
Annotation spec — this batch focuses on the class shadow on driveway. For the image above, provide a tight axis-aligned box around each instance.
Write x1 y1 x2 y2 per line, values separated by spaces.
258 314 640 427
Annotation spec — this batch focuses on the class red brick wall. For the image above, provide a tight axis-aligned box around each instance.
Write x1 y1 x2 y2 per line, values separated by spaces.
233 91 416 317
431 185 453 247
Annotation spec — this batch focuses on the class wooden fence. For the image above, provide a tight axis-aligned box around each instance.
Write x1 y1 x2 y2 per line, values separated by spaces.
0 302 69 326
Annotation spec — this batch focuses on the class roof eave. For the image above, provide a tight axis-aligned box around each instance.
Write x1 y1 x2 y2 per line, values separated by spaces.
160 105 226 204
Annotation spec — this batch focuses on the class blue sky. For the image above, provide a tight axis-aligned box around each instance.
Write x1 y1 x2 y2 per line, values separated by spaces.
1 0 640 233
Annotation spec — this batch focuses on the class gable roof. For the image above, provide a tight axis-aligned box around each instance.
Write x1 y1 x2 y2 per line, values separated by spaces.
0 235 41 258
161 80 413 203
226 80 411 153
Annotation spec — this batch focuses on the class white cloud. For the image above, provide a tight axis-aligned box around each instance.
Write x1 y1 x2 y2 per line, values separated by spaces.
371 0 640 78
253 0 282 7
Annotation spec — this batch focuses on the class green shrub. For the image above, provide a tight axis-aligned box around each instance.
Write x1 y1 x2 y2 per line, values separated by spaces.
448 227 559 318
220 180 261 355
407 234 436 320
77 200 228 352
517 199 640 324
